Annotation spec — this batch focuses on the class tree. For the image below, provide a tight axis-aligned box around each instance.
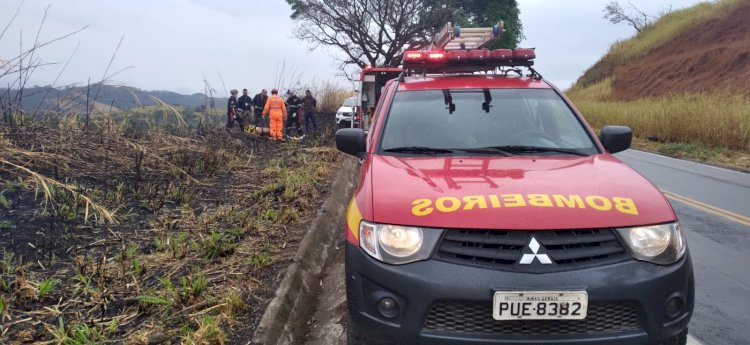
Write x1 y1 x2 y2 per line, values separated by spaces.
603 1 655 33
285 0 523 72
450 0 523 50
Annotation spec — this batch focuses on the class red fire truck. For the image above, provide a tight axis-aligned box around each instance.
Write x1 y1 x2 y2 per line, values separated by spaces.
352 67 402 130
336 22 693 345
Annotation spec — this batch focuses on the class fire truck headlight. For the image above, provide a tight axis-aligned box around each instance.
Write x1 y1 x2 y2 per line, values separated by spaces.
617 223 687 265
378 225 423 257
358 221 442 265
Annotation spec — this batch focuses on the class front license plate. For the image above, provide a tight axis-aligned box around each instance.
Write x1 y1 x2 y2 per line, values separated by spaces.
493 291 588 320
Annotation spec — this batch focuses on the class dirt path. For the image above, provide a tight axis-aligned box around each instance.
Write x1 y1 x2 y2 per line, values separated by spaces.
302 244 347 345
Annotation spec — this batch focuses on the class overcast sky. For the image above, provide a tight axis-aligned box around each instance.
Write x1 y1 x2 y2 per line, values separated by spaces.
1 0 706 95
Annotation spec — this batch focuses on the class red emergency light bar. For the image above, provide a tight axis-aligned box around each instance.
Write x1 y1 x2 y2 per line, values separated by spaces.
404 51 425 61
426 51 446 62
401 47 540 79
403 48 535 67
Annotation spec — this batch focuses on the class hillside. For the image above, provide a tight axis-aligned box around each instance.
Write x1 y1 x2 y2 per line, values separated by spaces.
611 0 750 100
573 0 749 94
2 85 226 115
568 0 750 168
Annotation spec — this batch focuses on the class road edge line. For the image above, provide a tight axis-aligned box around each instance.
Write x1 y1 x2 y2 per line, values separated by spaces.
629 149 750 175
687 334 704 345
662 190 750 227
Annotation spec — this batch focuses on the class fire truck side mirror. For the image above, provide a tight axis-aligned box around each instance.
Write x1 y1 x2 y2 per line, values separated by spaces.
336 128 367 158
599 126 632 154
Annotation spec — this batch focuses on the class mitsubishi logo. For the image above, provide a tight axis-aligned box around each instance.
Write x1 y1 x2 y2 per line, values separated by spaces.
519 236 552 264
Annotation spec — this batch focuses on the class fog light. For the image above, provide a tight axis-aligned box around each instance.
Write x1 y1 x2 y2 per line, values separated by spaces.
378 297 399 318
665 296 684 317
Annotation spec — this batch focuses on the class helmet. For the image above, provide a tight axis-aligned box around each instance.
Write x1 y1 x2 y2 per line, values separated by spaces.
271 88 278 93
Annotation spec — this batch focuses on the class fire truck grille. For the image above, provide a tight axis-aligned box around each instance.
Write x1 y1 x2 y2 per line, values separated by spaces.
435 229 630 272
424 300 641 335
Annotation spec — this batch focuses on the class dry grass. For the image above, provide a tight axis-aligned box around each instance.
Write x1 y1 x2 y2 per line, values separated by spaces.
298 80 353 114
0 116 341 343
568 78 750 152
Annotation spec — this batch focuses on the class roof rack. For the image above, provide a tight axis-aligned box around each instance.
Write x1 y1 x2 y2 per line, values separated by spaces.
401 21 542 80
430 22 504 51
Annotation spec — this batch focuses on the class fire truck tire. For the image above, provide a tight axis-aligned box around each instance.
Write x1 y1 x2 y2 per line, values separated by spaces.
656 329 688 345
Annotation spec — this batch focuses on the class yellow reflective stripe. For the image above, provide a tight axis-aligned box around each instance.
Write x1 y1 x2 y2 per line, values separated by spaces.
346 198 363 241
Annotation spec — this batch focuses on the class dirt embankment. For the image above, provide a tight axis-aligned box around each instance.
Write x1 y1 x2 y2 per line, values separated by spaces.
612 1 750 100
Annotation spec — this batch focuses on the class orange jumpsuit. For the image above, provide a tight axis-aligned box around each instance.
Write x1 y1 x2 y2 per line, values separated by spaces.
263 95 287 140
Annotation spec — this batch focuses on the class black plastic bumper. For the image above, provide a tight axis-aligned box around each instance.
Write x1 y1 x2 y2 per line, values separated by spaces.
346 242 694 345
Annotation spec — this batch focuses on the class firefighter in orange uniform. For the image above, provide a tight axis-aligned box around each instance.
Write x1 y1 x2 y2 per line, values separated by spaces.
263 88 287 141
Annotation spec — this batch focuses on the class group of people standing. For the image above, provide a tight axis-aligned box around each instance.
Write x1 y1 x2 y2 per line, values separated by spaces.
226 88 318 141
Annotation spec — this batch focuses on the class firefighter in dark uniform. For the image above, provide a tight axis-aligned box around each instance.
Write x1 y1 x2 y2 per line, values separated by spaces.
226 89 244 131
238 88 253 127
253 89 268 128
285 90 303 138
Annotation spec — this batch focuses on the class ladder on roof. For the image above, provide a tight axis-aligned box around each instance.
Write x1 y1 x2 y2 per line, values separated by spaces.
430 21 504 51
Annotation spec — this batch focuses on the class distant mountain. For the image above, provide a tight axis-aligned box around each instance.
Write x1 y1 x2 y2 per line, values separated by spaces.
2 85 226 115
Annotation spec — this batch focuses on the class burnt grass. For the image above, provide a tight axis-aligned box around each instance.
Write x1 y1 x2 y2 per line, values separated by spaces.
0 116 341 344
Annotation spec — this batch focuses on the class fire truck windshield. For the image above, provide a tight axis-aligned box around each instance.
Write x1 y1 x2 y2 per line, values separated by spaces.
379 89 599 156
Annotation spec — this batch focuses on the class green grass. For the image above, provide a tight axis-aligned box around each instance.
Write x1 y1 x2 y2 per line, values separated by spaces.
180 273 208 301
658 142 724 161
200 230 237 260
38 278 60 299
0 220 13 231
136 295 172 306
0 192 9 208
248 252 271 272
1 249 15 275
0 295 7 316
47 317 105 345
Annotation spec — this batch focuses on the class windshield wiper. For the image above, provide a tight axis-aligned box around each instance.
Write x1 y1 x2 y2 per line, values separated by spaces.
383 146 455 154
457 147 513 157
483 145 589 156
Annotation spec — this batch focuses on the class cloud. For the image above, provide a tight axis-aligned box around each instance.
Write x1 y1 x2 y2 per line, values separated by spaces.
0 0 708 94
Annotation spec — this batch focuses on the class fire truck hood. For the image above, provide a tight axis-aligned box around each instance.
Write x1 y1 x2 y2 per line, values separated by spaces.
369 154 675 230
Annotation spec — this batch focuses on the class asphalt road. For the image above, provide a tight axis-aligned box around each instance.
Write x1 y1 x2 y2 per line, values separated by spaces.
303 150 750 345
616 150 750 345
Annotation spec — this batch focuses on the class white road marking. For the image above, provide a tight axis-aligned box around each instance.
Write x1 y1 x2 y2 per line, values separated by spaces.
687 335 704 345
627 149 747 175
